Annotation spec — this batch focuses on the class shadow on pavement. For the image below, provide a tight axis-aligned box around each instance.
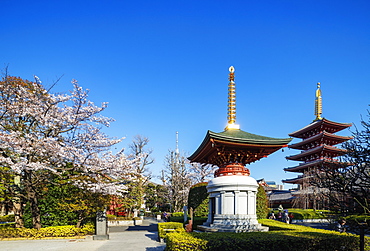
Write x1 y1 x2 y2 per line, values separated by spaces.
126 223 158 232
146 247 165 251
146 232 159 241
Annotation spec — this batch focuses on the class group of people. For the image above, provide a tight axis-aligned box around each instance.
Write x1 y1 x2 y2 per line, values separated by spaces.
269 210 294 224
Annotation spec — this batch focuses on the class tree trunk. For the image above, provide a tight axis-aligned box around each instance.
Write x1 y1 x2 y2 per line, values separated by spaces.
76 212 85 228
30 193 41 230
13 175 24 228
25 183 41 229
24 171 42 229
13 197 24 228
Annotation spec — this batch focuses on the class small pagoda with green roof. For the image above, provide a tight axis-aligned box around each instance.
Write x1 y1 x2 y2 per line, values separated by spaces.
189 66 291 178
189 66 291 232
189 129 292 177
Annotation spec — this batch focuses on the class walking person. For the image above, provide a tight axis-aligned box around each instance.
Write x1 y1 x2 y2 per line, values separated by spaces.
288 213 294 224
336 219 346 233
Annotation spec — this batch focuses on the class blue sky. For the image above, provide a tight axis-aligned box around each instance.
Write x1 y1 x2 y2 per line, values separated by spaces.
1 1 369 188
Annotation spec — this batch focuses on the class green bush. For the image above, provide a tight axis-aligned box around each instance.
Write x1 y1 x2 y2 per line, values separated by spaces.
0 223 94 239
0 214 15 222
345 215 370 224
172 212 184 217
106 215 135 221
256 185 269 219
166 232 207 250
188 182 209 217
168 216 184 223
0 223 15 228
271 209 329 220
157 222 185 240
168 216 207 230
166 220 369 251
192 217 208 229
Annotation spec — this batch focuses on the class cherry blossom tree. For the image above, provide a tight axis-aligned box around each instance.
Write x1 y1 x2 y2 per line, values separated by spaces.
0 74 135 229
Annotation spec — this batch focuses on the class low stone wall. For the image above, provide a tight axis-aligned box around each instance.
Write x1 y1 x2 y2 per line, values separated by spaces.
108 220 143 226
292 219 332 224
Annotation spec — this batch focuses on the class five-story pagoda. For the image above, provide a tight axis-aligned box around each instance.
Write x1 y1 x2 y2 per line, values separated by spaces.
283 83 352 209
189 66 292 232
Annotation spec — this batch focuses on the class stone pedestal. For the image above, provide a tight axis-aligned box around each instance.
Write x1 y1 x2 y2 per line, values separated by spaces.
93 210 109 240
200 175 268 232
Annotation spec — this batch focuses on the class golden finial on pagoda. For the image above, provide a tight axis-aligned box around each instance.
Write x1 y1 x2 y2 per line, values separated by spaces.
314 82 323 121
226 66 240 130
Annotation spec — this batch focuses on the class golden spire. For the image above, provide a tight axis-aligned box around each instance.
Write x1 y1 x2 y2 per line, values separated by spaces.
226 66 240 130
314 82 323 121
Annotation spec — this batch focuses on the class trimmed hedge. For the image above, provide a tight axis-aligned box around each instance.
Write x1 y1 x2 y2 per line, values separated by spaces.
169 216 207 230
166 220 370 251
172 212 184 217
0 214 15 223
107 215 135 221
271 209 329 220
0 224 94 239
166 232 207 250
157 222 185 240
0 223 15 228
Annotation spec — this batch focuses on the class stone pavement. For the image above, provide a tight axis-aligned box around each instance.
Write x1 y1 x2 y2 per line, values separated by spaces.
0 217 166 251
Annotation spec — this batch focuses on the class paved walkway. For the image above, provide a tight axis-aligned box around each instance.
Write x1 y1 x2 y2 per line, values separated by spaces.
0 218 166 251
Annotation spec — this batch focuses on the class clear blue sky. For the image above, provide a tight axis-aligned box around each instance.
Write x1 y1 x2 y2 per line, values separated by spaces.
1 0 369 188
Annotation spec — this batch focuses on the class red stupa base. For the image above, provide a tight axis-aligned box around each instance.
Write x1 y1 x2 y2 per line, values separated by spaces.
214 163 250 177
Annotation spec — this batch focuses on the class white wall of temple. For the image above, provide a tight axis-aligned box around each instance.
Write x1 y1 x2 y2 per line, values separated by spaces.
207 175 258 217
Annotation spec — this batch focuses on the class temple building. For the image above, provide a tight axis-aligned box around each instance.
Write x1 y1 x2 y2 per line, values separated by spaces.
189 66 291 232
283 83 352 209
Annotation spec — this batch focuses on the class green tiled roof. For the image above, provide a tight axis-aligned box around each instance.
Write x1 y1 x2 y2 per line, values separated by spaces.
209 129 292 145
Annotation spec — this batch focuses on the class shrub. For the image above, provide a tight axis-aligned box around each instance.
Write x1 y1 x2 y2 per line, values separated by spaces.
169 216 207 230
0 223 94 239
166 232 207 251
172 212 184 217
256 185 269 219
0 214 15 223
106 215 133 221
165 221 368 251
188 182 209 217
168 216 184 223
0 223 15 228
157 222 185 240
271 209 329 220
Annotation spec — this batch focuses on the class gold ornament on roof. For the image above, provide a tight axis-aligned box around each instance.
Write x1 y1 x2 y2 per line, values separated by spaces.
314 82 323 121
226 66 240 130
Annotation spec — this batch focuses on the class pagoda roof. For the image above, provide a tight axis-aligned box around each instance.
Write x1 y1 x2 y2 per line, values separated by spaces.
289 131 352 150
289 118 352 139
188 129 292 166
286 145 347 161
284 159 350 173
282 176 305 184
284 159 325 172
208 129 292 145
268 190 294 201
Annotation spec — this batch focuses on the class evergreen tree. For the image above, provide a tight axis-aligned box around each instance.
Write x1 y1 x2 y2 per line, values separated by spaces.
256 184 269 219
